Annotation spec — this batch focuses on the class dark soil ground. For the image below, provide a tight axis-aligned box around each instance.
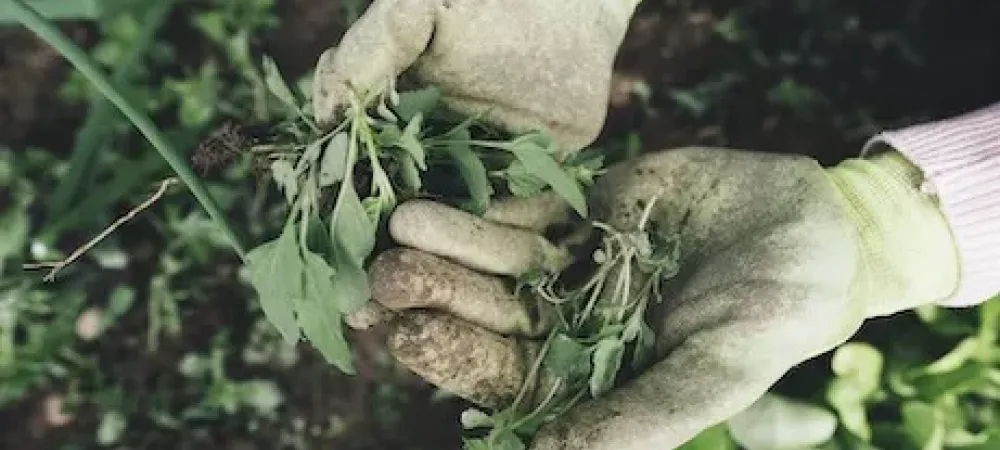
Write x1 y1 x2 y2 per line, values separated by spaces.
1 0 998 449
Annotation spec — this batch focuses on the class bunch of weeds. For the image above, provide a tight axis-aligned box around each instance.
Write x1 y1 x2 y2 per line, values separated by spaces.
235 56 602 373
461 199 681 450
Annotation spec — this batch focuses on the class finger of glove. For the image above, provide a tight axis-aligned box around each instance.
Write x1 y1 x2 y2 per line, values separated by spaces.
312 0 436 127
368 248 549 336
482 191 575 233
344 300 395 330
413 0 635 154
390 200 572 277
386 310 541 409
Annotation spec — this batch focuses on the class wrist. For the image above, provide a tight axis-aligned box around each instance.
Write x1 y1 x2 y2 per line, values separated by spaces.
825 151 960 316
864 102 1000 307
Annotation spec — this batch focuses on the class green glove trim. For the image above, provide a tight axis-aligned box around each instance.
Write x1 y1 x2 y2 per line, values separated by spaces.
825 151 960 317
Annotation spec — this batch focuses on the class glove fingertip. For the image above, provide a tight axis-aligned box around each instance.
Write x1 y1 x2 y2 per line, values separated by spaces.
387 311 527 409
344 301 395 330
312 47 344 127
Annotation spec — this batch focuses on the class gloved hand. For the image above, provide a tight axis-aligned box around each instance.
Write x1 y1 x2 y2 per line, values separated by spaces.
318 1 963 448
311 0 641 151
356 147 961 450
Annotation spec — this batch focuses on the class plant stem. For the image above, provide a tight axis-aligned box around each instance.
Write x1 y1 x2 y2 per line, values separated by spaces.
9 0 247 261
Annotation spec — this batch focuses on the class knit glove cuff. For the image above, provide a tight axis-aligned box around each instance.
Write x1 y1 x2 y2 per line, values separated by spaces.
864 102 1000 307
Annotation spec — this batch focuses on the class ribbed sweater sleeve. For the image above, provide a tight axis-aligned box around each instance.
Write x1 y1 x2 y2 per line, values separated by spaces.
863 102 1000 307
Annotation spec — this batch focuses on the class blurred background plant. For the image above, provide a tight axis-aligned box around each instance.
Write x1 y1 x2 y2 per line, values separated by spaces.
0 0 998 449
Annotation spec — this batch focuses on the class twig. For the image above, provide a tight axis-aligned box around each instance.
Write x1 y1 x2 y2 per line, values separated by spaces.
21 262 61 270
25 178 179 281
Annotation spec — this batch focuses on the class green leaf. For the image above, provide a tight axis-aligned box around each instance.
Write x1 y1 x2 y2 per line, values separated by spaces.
445 130 493 214
270 159 298 203
398 113 427 170
395 86 441 122
677 424 737 450
362 196 384 226
727 393 837 450
106 285 136 321
463 439 492 450
826 343 884 441
964 429 1000 450
630 319 656 370
319 133 350 186
902 401 945 450
622 311 644 342
826 379 871 441
590 338 624 397
296 140 323 174
398 152 423 194
299 251 354 373
0 207 28 265
507 140 587 217
329 254 371 314
376 123 403 145
562 148 606 187
490 430 527 450
239 379 285 415
245 228 303 344
504 161 547 198
261 55 298 109
914 304 978 336
96 410 127 446
831 342 883 399
909 363 988 399
544 333 591 379
331 183 376 265
376 97 398 122
978 297 1000 342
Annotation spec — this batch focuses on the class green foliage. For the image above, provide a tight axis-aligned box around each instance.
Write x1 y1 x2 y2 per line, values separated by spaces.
245 228 303 344
240 63 595 370
677 424 737 450
463 206 682 449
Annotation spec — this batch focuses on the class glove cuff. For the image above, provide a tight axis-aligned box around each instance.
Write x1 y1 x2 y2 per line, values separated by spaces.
827 152 960 316
863 102 1000 307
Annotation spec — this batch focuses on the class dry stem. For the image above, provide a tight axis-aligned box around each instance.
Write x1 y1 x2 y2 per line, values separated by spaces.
25 178 179 281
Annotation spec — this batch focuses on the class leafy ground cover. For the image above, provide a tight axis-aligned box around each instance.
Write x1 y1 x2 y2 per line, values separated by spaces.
1 0 999 449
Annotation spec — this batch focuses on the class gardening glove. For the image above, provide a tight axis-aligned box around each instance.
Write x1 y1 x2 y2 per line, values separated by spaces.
311 0 641 152
359 146 962 449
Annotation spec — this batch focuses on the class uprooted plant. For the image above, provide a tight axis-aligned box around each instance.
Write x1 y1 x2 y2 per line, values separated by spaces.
227 56 605 374
460 199 681 450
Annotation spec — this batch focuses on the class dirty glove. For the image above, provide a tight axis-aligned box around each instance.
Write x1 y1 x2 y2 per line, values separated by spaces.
312 0 641 151
360 147 961 449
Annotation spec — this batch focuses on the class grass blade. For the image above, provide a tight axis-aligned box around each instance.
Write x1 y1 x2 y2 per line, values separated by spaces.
0 0 101 23
9 0 247 260
47 0 177 217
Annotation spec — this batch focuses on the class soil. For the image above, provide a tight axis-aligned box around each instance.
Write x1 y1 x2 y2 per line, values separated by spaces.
1 0 998 449
0 25 93 149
